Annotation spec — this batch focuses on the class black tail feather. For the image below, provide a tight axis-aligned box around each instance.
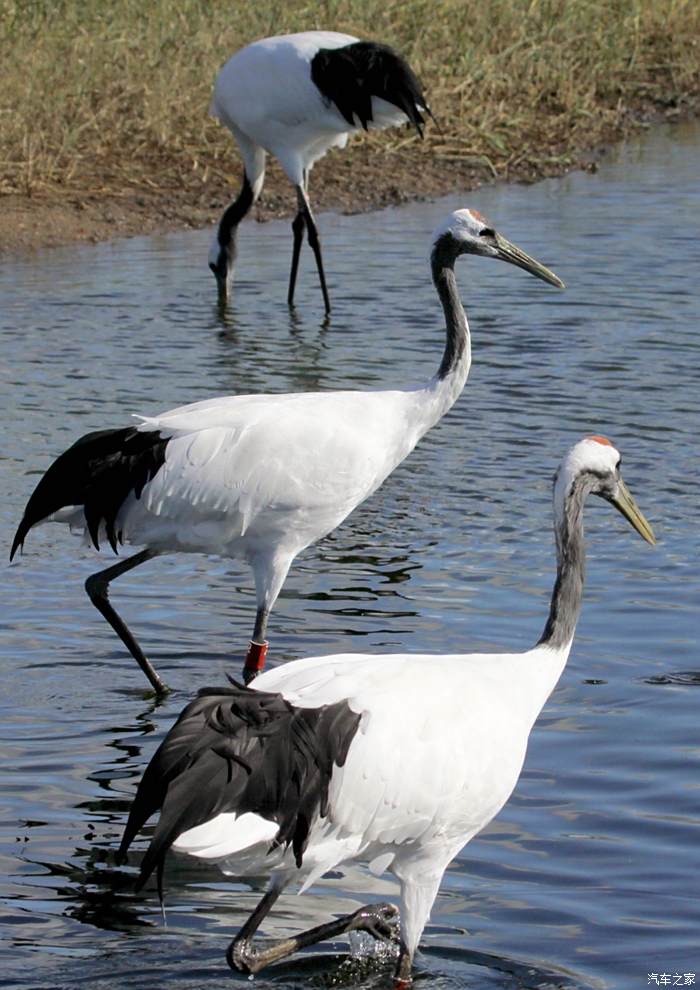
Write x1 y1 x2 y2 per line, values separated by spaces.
119 683 361 890
10 427 168 560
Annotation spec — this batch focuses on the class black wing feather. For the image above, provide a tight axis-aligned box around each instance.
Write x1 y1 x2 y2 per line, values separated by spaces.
311 41 430 136
119 682 361 886
10 426 168 559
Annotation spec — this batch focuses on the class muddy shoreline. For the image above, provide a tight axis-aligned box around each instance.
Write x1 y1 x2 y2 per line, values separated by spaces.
0 109 687 257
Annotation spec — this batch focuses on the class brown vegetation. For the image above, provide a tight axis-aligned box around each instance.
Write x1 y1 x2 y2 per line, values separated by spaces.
2 0 699 252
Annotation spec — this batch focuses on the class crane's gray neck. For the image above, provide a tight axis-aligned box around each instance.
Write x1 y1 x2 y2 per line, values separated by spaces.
537 474 589 650
431 235 469 380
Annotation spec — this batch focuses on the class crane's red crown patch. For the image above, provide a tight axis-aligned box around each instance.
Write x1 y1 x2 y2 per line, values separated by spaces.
587 434 614 447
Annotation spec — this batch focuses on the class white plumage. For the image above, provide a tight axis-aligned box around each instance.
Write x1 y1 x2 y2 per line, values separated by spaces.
11 208 563 693
181 652 535 870
211 33 375 185
208 31 432 310
119 435 655 983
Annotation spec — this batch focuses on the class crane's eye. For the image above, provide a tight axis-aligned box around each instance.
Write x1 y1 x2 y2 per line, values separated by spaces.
479 227 496 238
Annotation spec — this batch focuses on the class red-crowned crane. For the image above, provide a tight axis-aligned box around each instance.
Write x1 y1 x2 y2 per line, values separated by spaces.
208 31 432 311
118 436 656 986
10 208 563 696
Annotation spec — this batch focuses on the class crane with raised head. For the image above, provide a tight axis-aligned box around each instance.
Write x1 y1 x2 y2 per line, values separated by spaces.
11 208 562 695
117 435 656 986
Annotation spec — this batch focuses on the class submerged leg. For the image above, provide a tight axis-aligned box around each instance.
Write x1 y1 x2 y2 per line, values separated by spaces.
392 866 450 987
287 202 307 309
84 548 166 695
227 884 399 974
291 182 331 314
393 940 413 987
243 605 270 685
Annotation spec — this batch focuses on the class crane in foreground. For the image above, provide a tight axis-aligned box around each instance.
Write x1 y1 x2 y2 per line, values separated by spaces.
118 435 656 985
208 31 431 311
10 208 563 695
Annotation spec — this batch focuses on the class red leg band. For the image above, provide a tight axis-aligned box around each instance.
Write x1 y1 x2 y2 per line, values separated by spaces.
244 640 268 676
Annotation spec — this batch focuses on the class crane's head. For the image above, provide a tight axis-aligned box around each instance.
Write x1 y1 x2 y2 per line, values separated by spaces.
554 435 656 545
209 232 234 305
432 208 564 288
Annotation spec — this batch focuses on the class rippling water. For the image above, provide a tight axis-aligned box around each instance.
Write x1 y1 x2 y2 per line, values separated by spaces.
1 122 699 989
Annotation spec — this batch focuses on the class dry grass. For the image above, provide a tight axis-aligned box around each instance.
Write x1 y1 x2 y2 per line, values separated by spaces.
1 0 699 199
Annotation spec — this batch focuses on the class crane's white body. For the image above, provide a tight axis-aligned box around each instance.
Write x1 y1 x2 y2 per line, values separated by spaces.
211 32 411 193
124 437 654 973
17 207 562 692
173 644 568 955
59 367 467 607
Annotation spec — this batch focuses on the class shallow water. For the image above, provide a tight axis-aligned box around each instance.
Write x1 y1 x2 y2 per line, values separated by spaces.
1 122 698 990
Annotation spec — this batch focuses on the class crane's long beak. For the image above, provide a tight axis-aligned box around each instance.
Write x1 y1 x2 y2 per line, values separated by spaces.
210 262 230 306
216 277 229 306
608 478 656 545
495 234 565 288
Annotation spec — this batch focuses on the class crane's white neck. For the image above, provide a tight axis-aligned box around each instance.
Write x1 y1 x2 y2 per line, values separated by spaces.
523 639 574 725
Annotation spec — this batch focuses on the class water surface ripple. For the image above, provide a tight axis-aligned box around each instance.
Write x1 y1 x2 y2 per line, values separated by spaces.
1 123 698 989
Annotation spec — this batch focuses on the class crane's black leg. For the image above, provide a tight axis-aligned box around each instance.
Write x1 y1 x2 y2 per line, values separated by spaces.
227 885 399 974
292 183 331 314
84 548 167 695
227 886 280 971
243 605 269 685
287 185 331 313
288 195 307 308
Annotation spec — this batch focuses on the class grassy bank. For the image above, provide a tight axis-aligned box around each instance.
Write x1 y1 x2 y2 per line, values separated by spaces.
2 0 699 232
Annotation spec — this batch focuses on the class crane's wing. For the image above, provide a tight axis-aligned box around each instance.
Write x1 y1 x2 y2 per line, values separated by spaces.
119 682 361 888
131 390 421 539
257 654 533 859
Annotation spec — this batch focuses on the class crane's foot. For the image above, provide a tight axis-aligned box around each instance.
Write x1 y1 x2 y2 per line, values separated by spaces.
226 900 399 974
227 935 260 974
349 902 400 942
